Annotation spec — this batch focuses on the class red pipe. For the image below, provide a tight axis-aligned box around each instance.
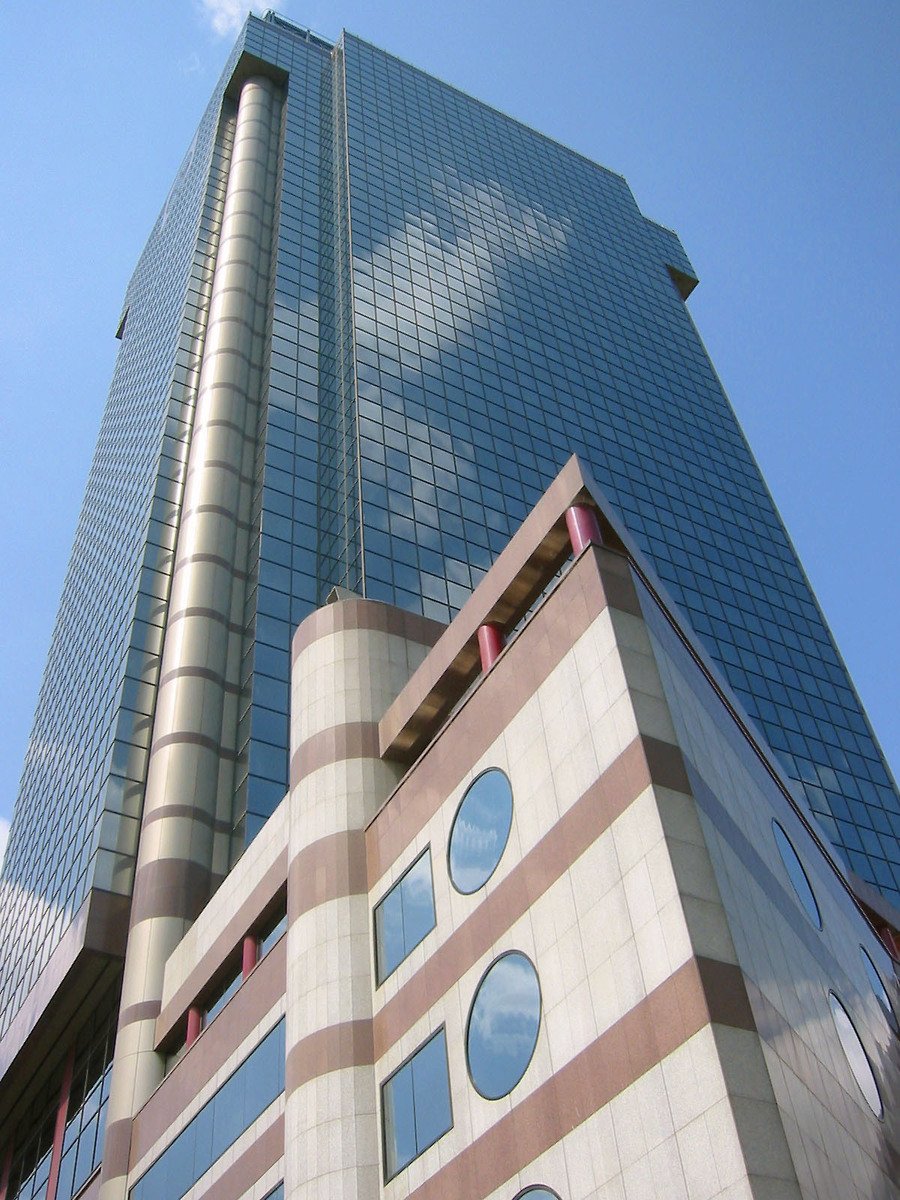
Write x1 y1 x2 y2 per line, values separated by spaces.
477 623 505 671
46 1044 76 1200
242 933 259 979
565 504 602 555
185 1005 203 1048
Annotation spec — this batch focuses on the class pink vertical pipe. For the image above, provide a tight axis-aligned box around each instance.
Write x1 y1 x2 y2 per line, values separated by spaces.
477 622 505 671
45 1044 76 1200
565 504 602 555
185 1005 203 1048
241 933 259 980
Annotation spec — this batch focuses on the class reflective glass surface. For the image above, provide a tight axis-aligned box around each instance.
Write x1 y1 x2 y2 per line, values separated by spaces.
828 993 883 1118
772 820 822 929
338 31 899 906
467 952 541 1099
131 1018 285 1199
382 1028 452 1178
374 848 436 982
3 6 898 1053
860 945 898 1034
515 1190 562 1200
449 769 513 893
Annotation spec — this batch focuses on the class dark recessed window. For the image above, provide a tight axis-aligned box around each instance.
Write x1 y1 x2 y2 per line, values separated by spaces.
828 992 883 1118
467 951 541 1099
772 820 822 929
859 945 898 1034
448 768 513 893
382 1028 453 1179
374 848 436 983
514 1189 562 1200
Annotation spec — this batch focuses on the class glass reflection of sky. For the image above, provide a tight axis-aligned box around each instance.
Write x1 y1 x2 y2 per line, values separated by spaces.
467 952 540 1099
449 770 513 894
772 821 822 929
375 850 436 982
516 1190 561 1200
859 945 898 1034
383 1029 452 1177
828 993 883 1118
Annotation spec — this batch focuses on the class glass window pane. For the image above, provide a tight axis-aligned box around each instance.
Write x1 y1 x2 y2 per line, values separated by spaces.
410 1027 452 1155
375 849 436 982
467 952 541 1099
383 1057 417 1178
449 769 513 893
382 1029 452 1179
772 820 822 928
860 944 898 1033
400 852 437 953
375 884 406 981
828 992 883 1118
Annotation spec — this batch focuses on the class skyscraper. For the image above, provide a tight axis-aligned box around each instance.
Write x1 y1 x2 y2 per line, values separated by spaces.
0 12 897 1200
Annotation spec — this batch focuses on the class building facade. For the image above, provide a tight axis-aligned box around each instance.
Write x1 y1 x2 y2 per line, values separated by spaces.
0 12 897 1200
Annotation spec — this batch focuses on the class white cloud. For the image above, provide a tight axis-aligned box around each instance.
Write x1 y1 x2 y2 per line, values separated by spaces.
198 1 258 38
0 819 8 870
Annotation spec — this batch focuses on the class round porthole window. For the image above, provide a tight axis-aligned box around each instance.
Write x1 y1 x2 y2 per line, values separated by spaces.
449 768 514 894
772 820 822 929
828 992 883 1118
467 951 541 1099
860 945 898 1034
514 1189 561 1200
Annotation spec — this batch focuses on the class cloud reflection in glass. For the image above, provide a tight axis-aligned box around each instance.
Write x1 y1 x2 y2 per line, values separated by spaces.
449 769 513 894
467 951 541 1099
828 992 883 1118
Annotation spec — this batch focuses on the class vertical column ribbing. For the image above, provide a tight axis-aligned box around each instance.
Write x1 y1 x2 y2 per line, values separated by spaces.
99 76 282 1200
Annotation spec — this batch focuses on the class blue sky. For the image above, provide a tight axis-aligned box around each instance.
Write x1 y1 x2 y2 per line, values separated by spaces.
0 1 897 860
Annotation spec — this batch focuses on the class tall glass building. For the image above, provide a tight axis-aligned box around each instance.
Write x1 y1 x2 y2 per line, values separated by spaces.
0 13 897 1197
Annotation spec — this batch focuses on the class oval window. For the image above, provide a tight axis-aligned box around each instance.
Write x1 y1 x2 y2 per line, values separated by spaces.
772 820 822 929
860 945 898 1034
449 769 514 894
514 1190 561 1200
828 992 883 1118
467 951 541 1099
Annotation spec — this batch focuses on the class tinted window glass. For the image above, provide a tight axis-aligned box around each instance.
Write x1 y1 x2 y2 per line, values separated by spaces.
515 1190 562 1200
828 993 883 1118
859 945 898 1034
467 952 541 1099
382 1028 452 1178
772 820 822 928
131 1019 285 1199
449 769 513 893
375 849 436 982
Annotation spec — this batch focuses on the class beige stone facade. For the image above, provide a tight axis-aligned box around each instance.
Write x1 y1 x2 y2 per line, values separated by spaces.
79 461 898 1200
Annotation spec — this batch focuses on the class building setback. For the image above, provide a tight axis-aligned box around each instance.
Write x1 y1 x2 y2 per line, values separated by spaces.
0 12 897 1200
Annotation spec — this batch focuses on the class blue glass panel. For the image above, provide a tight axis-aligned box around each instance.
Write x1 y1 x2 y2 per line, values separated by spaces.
382 1028 452 1178
772 821 822 929
375 849 436 982
467 952 541 1100
828 993 883 1118
860 944 898 1033
131 1019 285 1200
449 769 513 893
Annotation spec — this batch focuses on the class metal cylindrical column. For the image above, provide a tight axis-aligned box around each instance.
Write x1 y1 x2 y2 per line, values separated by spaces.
241 932 259 979
565 503 602 555
477 621 505 671
100 76 281 1200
